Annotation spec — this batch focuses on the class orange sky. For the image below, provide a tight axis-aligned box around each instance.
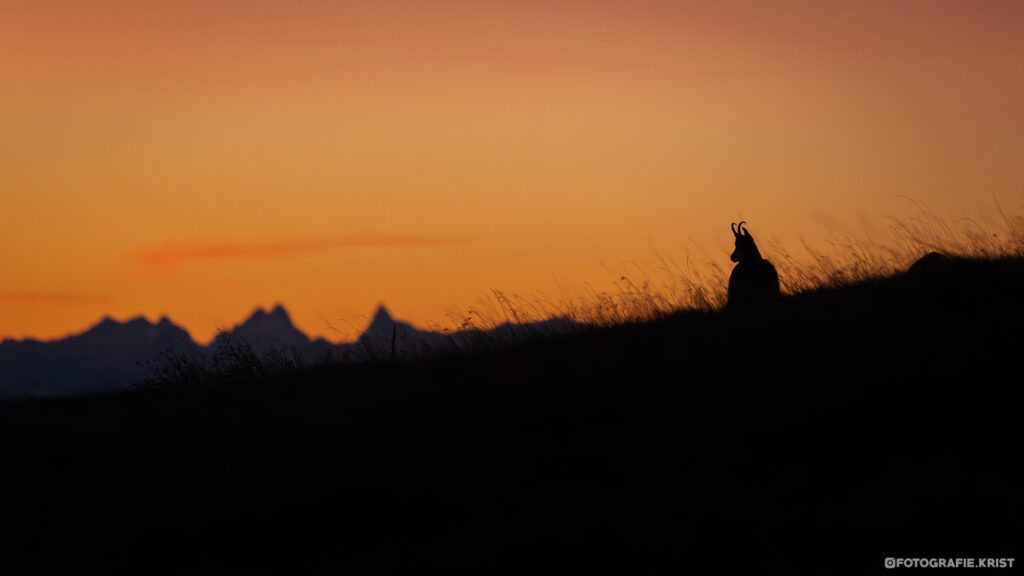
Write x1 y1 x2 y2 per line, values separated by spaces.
2 0 1023 343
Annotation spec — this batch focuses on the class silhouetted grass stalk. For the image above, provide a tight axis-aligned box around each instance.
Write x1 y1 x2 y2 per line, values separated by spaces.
448 205 1024 332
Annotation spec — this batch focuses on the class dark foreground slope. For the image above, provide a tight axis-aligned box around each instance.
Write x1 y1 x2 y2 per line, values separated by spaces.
1 257 1021 574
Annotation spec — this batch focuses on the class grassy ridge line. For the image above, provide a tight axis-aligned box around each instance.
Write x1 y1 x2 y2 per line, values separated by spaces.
425 206 1024 337
0 254 1020 573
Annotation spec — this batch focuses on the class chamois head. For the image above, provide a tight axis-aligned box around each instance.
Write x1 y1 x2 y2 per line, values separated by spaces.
731 221 763 263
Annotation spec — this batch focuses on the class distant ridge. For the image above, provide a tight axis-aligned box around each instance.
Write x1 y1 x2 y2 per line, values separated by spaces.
213 304 322 352
0 304 578 398
361 305 400 344
357 304 450 356
0 314 198 397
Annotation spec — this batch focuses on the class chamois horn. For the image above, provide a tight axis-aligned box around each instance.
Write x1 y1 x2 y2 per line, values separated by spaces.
737 221 747 236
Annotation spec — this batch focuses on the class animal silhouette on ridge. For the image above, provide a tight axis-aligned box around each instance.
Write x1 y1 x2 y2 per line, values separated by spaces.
727 221 780 310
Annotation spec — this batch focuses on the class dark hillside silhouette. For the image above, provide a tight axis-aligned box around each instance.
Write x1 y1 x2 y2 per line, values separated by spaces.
0 256 1021 573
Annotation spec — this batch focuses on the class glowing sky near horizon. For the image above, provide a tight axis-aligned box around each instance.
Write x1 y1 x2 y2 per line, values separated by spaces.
2 0 1023 343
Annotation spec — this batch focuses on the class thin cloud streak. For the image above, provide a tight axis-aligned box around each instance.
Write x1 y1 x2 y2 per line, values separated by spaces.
131 236 470 268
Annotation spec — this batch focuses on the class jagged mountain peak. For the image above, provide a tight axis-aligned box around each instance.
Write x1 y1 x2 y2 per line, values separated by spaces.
365 304 406 334
93 315 129 330
243 303 291 322
231 304 297 334
88 314 168 336
219 304 310 349
370 304 394 325
358 305 445 354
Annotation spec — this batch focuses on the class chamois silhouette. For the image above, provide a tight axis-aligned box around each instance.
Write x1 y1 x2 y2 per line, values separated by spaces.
727 221 780 311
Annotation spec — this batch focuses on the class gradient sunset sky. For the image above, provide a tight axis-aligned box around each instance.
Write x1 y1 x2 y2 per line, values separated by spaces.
2 0 1023 343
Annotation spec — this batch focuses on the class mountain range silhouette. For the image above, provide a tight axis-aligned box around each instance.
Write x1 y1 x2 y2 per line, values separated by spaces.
1 255 1022 572
0 304 576 398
